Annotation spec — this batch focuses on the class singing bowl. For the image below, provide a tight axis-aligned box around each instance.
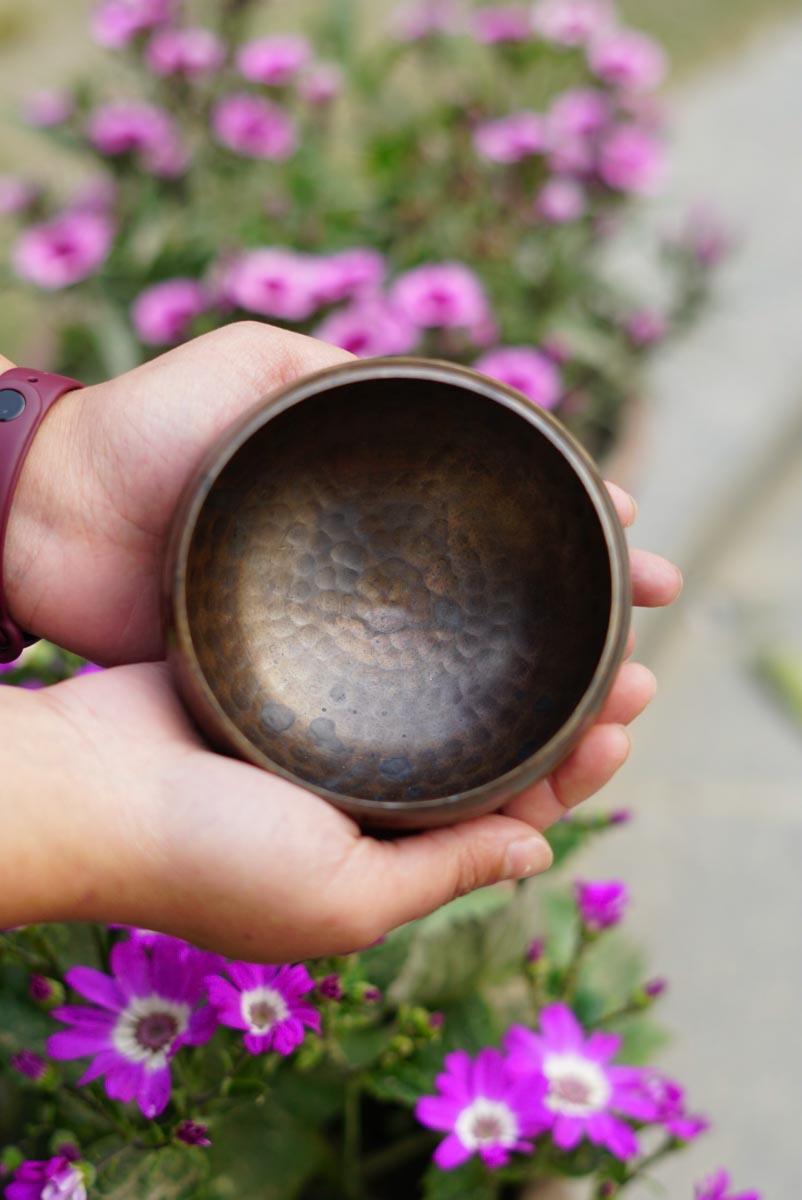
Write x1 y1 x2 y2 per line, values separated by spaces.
165 358 631 830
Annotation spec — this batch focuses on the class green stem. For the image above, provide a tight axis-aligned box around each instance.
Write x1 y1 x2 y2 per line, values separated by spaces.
561 926 592 1002
342 1076 363 1199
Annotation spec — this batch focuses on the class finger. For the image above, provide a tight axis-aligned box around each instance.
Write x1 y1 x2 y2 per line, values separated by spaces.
631 548 684 607
595 662 656 725
605 481 637 528
624 627 637 660
502 723 631 830
331 814 554 940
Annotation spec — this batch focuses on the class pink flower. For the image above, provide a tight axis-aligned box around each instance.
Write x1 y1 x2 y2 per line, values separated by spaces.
21 89 73 128
589 30 667 92
475 347 562 409
12 210 113 290
506 1005 646 1160
206 962 320 1055
616 1068 709 1141
316 297 419 357
226 248 320 320
416 1048 548 1170
536 177 586 222
236 35 311 85
474 111 547 163
299 62 343 105
145 27 225 78
176 1120 212 1147
623 308 667 347
0 176 38 216
575 879 629 929
598 123 665 194
472 5 532 43
91 0 174 49
311 247 386 304
5 1157 86 1200
390 0 459 41
10 1050 48 1081
531 0 612 46
212 94 296 160
47 939 217 1119
87 102 186 178
391 262 490 330
695 1170 761 1200
132 278 208 345
548 87 609 138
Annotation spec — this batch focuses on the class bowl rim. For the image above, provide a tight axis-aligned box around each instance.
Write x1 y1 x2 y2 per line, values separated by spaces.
165 356 631 826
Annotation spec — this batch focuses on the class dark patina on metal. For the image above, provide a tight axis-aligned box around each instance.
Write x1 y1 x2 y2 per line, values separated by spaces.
164 358 631 830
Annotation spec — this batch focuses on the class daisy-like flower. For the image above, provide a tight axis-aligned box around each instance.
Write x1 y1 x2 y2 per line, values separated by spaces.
316 297 419 358
206 962 320 1055
531 0 612 47
536 177 587 223
87 102 186 178
47 939 217 1119
472 5 532 44
311 247 386 304
225 247 321 320
575 879 629 930
236 35 311 86
475 346 562 409
597 123 666 195
211 94 296 160
505 1004 647 1160
588 29 667 94
695 1170 761 1200
145 27 226 79
12 211 114 290
132 278 208 345
616 1068 709 1141
415 1048 548 1170
5 1156 86 1200
474 111 547 164
390 262 490 330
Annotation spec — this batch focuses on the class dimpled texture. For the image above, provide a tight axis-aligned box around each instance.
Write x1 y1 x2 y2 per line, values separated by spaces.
185 380 611 803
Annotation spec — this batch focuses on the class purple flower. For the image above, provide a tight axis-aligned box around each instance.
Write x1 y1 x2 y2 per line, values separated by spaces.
390 262 490 330
575 879 629 930
132 278 207 346
226 248 320 320
212 94 296 160
608 807 632 825
598 124 665 194
316 297 419 358
318 974 343 1001
616 1068 708 1141
474 111 547 164
416 1048 548 1170
311 247 386 304
236 35 311 86
695 1170 760 1200
0 177 38 217
146 27 225 78
531 0 612 47
623 308 667 347
362 986 382 1004
475 347 562 410
472 5 532 43
589 30 667 93
205 962 320 1055
526 938 545 963
391 0 459 41
299 62 343 105
47 939 217 1119
536 177 586 223
87 103 186 178
21 89 74 128
12 211 113 290
28 975 54 1002
5 1157 86 1200
176 1119 212 1147
548 88 609 139
10 1050 47 1081
643 977 668 1000
505 1005 646 1160
91 0 174 48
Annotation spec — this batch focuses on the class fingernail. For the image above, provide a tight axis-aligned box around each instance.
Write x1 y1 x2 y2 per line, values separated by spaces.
502 837 553 881
629 495 639 524
672 565 685 597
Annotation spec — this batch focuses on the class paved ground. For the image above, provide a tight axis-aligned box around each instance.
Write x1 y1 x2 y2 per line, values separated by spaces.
580 17 802 1198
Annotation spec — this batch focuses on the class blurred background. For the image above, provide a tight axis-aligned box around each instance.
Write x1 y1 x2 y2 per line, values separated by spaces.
1 0 800 1195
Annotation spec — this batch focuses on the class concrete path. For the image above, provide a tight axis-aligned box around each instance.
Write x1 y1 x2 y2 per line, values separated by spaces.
581 17 802 1199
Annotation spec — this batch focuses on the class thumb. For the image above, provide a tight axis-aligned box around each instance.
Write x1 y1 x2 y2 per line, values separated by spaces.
331 815 553 947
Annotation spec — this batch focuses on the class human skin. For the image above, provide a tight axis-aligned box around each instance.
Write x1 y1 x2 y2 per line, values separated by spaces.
0 324 682 961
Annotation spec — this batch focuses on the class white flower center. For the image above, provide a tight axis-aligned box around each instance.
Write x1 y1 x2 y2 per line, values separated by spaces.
42 1167 87 1200
240 985 289 1034
454 1098 519 1150
543 1052 612 1116
112 994 190 1071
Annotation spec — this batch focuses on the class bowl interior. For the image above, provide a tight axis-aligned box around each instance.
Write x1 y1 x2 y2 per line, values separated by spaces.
184 375 612 804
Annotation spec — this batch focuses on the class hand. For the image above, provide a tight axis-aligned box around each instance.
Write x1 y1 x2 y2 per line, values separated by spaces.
4 322 681 665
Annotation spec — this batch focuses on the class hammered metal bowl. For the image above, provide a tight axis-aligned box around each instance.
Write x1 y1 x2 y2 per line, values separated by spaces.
165 358 630 830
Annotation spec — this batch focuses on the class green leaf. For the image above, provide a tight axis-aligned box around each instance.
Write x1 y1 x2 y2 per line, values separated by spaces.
422 1157 498 1200
98 1148 207 1200
207 1100 331 1200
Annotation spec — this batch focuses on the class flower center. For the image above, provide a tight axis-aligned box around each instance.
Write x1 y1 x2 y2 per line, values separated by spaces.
113 995 190 1069
454 1098 518 1150
543 1052 612 1117
241 986 289 1034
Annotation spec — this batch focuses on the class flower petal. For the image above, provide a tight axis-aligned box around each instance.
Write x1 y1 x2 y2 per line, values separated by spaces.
584 1030 622 1063
104 1061 143 1105
206 976 245 1027
47 1028 111 1060
111 940 152 997
539 1004 583 1051
138 1065 172 1118
434 1133 472 1170
65 966 125 1011
552 1113 584 1150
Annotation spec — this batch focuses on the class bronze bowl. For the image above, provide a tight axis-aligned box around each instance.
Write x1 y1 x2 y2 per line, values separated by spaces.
165 358 631 830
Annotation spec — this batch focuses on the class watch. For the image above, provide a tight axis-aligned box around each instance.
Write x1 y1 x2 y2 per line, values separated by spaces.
0 367 84 663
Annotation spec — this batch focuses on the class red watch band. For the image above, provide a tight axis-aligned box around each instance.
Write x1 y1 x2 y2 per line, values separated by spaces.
0 367 84 663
